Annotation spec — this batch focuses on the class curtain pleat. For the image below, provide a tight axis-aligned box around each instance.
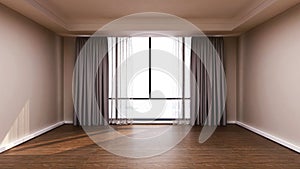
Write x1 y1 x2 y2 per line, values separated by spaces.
190 37 226 126
73 37 109 126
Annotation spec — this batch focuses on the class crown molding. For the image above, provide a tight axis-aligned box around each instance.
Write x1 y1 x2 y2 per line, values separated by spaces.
1 0 298 36
26 0 68 29
233 0 276 29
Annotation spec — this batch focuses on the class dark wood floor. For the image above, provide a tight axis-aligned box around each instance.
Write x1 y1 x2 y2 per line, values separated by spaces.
0 125 299 169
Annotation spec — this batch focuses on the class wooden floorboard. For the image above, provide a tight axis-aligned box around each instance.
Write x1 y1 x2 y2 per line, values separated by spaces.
0 125 299 169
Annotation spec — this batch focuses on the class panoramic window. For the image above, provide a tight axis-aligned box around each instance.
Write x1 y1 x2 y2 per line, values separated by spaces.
108 37 191 121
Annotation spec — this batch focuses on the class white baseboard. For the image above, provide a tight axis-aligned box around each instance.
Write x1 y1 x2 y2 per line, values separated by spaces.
236 121 300 153
1 120 299 154
0 121 64 153
227 121 236 124
64 121 73 124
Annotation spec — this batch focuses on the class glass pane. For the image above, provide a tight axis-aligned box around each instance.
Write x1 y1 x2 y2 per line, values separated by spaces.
151 69 180 98
161 100 182 119
121 99 182 119
109 99 116 119
108 37 116 98
110 99 188 120
118 37 149 98
184 99 190 119
184 37 191 98
131 37 149 54
128 69 149 98
128 37 149 98
151 37 182 98
152 37 179 56
117 100 129 119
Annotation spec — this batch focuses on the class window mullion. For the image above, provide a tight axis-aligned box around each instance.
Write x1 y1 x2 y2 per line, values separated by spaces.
115 37 118 120
182 37 185 120
149 37 151 99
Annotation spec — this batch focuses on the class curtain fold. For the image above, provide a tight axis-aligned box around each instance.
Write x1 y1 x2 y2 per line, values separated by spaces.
73 37 109 126
190 37 226 126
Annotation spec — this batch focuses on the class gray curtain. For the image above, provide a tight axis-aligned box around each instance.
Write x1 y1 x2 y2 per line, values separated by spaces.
73 37 109 126
190 37 226 126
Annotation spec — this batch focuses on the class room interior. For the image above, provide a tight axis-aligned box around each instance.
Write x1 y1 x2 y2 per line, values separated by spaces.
0 0 299 168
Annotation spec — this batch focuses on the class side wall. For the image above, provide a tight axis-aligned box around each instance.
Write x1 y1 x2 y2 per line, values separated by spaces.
63 37 76 122
238 4 300 149
0 4 63 147
224 37 238 122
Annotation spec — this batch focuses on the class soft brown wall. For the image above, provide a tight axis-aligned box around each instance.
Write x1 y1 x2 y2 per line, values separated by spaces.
63 37 76 122
224 37 238 122
0 4 63 146
238 4 300 147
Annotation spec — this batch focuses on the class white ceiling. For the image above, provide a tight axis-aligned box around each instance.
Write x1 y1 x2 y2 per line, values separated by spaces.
0 0 299 36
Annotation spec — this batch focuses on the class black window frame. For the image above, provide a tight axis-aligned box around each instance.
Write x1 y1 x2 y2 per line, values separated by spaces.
109 37 190 121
